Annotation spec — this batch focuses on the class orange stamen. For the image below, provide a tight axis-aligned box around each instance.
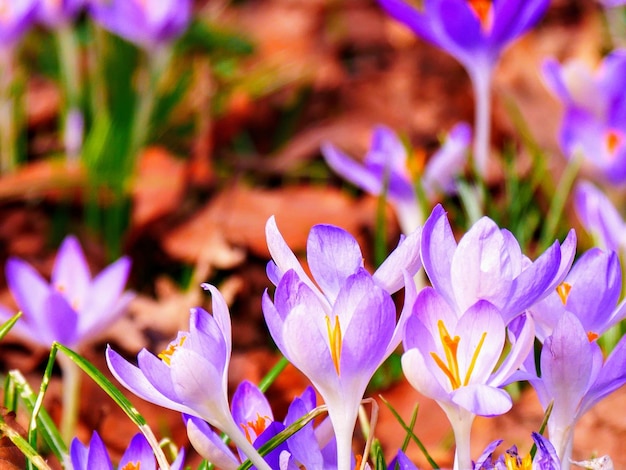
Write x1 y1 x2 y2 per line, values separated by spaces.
407 148 427 180
463 331 487 387
325 315 343 375
556 282 571 305
587 331 599 342
606 130 622 155
467 0 492 30
241 413 269 443
158 336 187 366
121 463 141 470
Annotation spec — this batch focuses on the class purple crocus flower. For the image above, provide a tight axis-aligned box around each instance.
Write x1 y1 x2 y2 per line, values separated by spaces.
2 235 133 349
387 450 419 470
106 284 272 470
529 312 626 468
402 287 535 469
542 51 626 184
574 181 626 252
88 0 192 51
0 0 38 47
421 205 576 324
263 218 418 470
36 0 84 28
474 433 560 469
71 431 185 470
377 0 549 177
321 123 471 234
530 248 626 342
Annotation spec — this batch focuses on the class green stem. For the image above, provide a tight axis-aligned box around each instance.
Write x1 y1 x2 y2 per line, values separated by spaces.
0 48 17 174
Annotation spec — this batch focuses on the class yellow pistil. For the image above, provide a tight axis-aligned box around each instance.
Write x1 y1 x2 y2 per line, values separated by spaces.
325 315 343 375
467 0 492 31
430 320 487 390
606 130 622 156
556 282 571 305
504 452 532 470
121 462 141 470
158 336 187 366
241 413 269 443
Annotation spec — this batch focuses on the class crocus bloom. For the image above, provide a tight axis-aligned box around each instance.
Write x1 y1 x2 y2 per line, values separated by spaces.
474 432 560 469
263 218 418 470
321 123 471 234
574 181 626 252
421 205 576 324
71 431 185 470
529 312 626 468
36 0 84 27
0 0 38 47
377 0 549 177
106 284 272 470
530 248 626 342
402 287 535 469
542 50 626 184
88 0 192 51
2 235 133 349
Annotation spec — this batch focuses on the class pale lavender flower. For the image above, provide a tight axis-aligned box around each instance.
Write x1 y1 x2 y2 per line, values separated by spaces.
542 51 626 184
263 218 418 470
574 181 626 252
70 431 185 470
421 205 576 324
88 0 192 51
530 248 626 342
402 287 535 469
36 0 84 28
474 432 559 469
2 235 132 349
529 312 626 468
321 123 470 234
106 284 272 470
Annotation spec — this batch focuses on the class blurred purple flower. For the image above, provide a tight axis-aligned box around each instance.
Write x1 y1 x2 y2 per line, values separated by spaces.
263 218 418 470
529 312 626 466
321 123 471 234
574 181 626 252
70 431 185 470
2 235 132 349
530 248 626 342
0 0 38 47
36 0 84 28
88 0 191 51
377 0 548 176
107 284 272 470
402 287 535 469
543 51 626 184
387 450 419 470
421 205 576 324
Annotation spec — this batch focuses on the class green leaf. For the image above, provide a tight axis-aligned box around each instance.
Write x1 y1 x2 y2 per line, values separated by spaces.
0 311 22 341
0 411 52 470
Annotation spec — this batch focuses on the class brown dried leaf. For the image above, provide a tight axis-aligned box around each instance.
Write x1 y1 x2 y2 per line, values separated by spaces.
0 409 26 470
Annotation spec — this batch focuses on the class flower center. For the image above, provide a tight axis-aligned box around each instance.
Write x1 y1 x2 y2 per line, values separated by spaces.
430 320 487 389
121 462 141 470
556 282 571 305
241 413 270 444
467 0 493 31
504 450 532 470
325 315 343 375
587 331 599 342
606 129 622 158
158 336 187 366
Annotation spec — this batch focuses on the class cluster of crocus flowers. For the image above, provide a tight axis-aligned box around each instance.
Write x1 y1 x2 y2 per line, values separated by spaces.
322 123 471 235
263 216 421 470
542 50 626 185
377 0 549 177
71 431 185 470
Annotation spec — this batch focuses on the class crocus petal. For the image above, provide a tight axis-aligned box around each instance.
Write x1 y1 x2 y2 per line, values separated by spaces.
373 228 422 294
450 383 512 416
200 284 232 353
231 381 274 442
489 313 535 387
402 347 449 402
5 258 52 328
86 432 114 470
43 291 80 346
321 142 386 196
106 346 198 417
307 225 364 303
185 415 239 470
119 434 155 470
70 437 89 470
51 235 91 301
